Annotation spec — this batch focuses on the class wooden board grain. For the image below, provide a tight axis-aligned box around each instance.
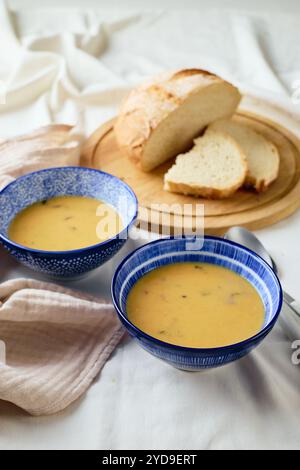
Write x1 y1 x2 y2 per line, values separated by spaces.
82 111 300 235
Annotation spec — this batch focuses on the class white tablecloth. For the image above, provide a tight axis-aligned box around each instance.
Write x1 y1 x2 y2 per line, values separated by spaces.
0 0 299 450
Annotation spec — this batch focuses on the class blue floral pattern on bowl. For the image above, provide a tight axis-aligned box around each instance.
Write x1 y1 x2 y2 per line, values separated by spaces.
111 237 283 371
0 167 138 278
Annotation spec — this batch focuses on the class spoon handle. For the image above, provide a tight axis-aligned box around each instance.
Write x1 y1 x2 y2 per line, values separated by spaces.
283 291 300 319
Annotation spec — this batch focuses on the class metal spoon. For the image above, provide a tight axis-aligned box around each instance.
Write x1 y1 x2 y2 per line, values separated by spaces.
225 227 276 269
224 227 300 321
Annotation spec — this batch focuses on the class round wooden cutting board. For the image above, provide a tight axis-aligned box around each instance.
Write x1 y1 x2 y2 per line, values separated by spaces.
82 110 300 235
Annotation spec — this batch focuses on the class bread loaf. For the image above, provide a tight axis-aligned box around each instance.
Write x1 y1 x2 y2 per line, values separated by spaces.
115 69 241 172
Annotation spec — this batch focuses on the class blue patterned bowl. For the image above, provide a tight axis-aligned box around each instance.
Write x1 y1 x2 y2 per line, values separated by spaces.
0 167 138 278
112 236 283 370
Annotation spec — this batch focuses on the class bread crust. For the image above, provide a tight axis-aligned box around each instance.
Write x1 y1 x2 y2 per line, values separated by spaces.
114 69 241 171
164 180 244 199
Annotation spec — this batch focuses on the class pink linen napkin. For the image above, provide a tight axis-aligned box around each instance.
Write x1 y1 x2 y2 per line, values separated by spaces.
0 126 124 415
0 124 82 188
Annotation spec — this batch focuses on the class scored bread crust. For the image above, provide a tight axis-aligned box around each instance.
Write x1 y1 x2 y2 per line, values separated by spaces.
164 131 248 199
114 69 241 171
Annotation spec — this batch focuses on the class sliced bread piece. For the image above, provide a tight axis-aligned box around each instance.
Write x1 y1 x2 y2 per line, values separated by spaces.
115 69 241 172
207 119 280 192
164 131 247 199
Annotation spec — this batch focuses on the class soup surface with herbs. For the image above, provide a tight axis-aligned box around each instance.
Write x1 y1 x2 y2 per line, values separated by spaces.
126 262 265 348
8 195 123 251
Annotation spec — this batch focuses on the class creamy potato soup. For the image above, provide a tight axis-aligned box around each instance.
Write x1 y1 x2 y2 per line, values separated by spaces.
8 195 123 251
127 262 265 348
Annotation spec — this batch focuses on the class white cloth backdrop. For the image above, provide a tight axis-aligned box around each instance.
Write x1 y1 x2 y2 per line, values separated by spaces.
0 0 300 450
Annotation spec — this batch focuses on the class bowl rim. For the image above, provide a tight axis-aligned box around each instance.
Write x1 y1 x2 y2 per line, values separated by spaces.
0 166 138 255
111 235 283 353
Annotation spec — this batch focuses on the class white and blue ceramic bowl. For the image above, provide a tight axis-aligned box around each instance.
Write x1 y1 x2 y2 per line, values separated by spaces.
0 167 138 278
112 236 283 371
